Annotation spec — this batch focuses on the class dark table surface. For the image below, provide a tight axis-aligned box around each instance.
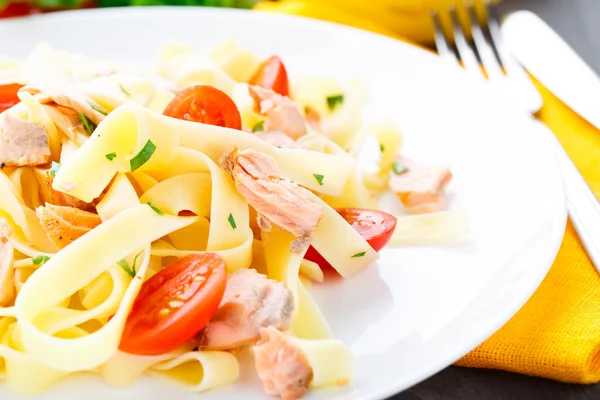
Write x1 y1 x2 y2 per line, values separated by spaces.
390 0 600 399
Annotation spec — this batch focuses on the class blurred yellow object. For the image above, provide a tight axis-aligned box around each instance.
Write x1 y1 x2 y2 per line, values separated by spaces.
254 0 502 44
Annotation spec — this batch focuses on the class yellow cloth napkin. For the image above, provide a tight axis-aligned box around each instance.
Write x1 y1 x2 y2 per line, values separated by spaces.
254 0 600 384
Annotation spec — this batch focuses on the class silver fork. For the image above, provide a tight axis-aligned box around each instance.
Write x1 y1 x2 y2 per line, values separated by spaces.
432 2 600 271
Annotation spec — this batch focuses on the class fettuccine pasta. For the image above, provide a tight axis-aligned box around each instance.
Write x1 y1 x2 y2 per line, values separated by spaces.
0 39 461 399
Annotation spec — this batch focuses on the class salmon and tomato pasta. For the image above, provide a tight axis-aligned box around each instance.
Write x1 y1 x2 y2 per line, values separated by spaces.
0 40 459 399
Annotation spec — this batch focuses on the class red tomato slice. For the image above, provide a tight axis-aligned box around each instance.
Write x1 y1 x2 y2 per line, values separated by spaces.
304 208 397 271
163 85 242 130
119 253 227 355
249 56 290 97
0 84 23 113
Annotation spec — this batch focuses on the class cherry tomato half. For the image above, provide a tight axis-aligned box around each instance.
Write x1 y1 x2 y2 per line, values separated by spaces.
119 253 227 355
0 84 23 113
249 56 290 97
304 208 397 271
163 85 242 130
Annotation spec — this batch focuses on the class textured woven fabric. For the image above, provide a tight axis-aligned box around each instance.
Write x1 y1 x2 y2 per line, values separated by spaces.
456 79 600 383
257 1 600 383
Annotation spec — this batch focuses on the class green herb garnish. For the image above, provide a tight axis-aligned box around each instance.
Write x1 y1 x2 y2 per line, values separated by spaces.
32 255 51 265
252 120 265 132
79 112 96 136
117 251 143 278
392 161 409 175
119 83 131 96
326 94 344 111
351 251 366 258
380 143 385 153
130 140 157 172
228 213 237 230
0 163 5 169
105 152 117 161
313 173 324 186
87 100 107 116
50 161 61 176
147 201 165 216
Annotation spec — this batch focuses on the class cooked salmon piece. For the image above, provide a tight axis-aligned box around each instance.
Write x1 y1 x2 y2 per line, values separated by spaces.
248 85 307 140
254 130 303 149
42 104 88 141
21 85 105 125
199 268 293 350
36 204 102 249
0 219 15 307
33 167 95 212
220 148 323 253
253 326 313 400
0 113 50 167
389 156 453 214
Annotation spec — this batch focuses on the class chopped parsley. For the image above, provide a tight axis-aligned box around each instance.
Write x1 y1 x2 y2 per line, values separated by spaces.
105 152 117 161
147 201 165 216
351 251 366 258
313 173 324 186
50 161 61 176
32 255 51 266
119 83 131 96
252 120 265 132
87 100 107 116
228 213 237 230
380 143 385 153
392 161 409 175
117 251 143 278
326 94 344 111
130 140 157 172
79 112 96 136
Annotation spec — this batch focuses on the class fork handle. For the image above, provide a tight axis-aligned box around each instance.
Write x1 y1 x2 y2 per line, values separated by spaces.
536 120 600 270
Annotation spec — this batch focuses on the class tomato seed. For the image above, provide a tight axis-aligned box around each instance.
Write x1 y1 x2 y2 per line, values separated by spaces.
168 301 184 308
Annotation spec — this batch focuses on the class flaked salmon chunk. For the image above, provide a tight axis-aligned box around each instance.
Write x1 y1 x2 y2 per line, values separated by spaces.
200 268 293 350
0 219 14 307
33 167 95 212
249 85 307 140
253 326 313 400
0 113 50 167
36 204 102 249
389 156 452 214
21 84 105 126
254 130 303 149
219 148 323 253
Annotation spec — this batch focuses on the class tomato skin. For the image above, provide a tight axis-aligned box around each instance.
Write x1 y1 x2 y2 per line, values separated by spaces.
249 56 290 97
163 85 242 130
305 208 397 271
119 253 227 355
0 84 23 113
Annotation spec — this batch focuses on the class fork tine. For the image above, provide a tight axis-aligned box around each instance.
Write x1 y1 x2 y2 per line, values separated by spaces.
448 6 483 78
431 10 458 66
467 2 503 80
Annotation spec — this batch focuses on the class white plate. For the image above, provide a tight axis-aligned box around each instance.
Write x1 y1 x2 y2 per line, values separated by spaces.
0 7 566 400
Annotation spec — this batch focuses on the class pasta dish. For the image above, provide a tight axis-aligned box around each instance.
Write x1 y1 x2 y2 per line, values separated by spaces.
0 40 462 399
